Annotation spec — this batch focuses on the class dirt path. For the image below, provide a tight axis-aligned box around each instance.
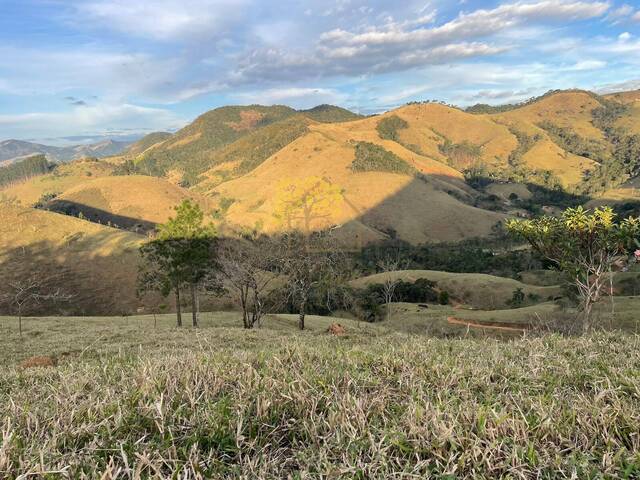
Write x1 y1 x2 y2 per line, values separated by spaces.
447 316 528 333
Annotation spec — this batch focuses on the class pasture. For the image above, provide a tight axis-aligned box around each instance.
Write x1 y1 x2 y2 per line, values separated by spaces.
1 311 640 478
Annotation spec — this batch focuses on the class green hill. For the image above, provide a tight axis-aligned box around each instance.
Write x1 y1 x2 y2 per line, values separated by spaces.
135 105 298 183
125 132 173 156
301 104 363 123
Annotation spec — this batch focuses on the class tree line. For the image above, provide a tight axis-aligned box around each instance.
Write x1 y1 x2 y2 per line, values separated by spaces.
0 155 52 188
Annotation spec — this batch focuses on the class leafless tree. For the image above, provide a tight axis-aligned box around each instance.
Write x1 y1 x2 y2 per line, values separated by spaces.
217 236 280 329
1 273 74 337
277 231 344 330
376 255 408 322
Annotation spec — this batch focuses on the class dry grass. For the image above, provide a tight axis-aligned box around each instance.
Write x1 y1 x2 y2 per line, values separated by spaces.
351 270 562 310
0 312 639 478
52 175 214 225
0 160 116 206
0 204 144 315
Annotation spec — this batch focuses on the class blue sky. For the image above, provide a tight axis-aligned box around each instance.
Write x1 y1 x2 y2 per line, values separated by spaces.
1 0 639 144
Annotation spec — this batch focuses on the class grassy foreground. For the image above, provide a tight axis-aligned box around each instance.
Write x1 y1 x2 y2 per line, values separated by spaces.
1 314 640 478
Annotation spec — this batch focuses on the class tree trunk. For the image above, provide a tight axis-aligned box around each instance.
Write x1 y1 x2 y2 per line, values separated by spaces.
239 286 251 329
18 315 22 338
153 312 157 329
190 283 199 328
298 296 307 330
175 287 183 327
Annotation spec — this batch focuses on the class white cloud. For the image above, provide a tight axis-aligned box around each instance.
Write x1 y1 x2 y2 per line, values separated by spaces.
229 0 609 85
0 103 185 140
70 0 250 41
565 59 607 70
233 87 347 109
0 46 189 103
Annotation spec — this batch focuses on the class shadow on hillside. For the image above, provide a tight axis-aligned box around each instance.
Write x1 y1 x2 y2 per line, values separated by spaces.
0 172 598 316
46 199 156 233
0 237 144 316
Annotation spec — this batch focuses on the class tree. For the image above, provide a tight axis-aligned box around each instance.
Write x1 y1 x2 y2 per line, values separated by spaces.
376 256 407 322
507 206 640 332
277 231 342 330
1 274 73 337
217 235 279 329
138 200 216 328
273 176 342 233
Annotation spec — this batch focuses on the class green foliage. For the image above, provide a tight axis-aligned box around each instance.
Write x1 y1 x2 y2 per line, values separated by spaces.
438 290 450 305
33 191 59 209
112 159 137 176
0 154 51 187
224 116 310 176
376 115 409 141
537 121 608 161
351 141 415 175
126 132 172 155
355 237 541 279
136 105 297 181
507 128 542 167
507 206 640 329
300 104 362 123
580 100 640 194
507 287 525 307
139 200 217 324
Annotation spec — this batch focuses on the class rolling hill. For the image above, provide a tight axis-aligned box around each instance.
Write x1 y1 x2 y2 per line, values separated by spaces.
0 138 133 165
44 175 214 231
0 203 145 315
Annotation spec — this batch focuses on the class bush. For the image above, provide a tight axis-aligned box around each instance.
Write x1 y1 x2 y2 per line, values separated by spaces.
438 291 450 305
351 142 415 175
376 115 408 141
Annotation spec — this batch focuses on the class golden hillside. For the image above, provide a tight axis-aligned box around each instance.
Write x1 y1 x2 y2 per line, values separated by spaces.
1 159 115 206
211 119 505 245
46 175 214 230
0 203 144 315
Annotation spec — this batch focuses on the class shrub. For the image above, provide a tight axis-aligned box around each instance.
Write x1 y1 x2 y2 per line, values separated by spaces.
376 115 408 141
351 142 415 175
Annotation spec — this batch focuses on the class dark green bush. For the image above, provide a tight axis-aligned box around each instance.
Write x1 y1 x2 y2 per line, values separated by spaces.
351 142 415 175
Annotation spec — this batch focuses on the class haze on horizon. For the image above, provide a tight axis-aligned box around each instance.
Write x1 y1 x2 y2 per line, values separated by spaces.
1 0 639 144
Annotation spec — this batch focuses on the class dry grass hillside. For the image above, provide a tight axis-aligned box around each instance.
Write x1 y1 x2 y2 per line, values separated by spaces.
498 90 605 140
0 203 144 315
351 270 562 310
0 159 115 206
45 175 214 229
211 119 504 245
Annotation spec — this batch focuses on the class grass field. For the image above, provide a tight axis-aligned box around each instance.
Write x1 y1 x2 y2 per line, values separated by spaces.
1 312 640 478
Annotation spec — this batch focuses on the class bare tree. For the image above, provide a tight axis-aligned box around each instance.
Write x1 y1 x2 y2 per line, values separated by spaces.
1 274 74 337
277 231 343 330
217 236 280 329
376 255 407 322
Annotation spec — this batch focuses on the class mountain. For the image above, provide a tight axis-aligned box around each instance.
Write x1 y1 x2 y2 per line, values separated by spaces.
0 138 134 165
133 104 363 185
2 92 639 314
3 92 640 245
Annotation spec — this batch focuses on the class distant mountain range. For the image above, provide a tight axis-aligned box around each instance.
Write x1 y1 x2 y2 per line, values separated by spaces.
0 138 134 165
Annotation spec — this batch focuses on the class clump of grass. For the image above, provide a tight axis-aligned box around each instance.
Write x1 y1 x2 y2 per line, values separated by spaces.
1 318 639 478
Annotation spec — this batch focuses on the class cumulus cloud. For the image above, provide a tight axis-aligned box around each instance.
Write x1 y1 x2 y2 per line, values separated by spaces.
228 0 609 85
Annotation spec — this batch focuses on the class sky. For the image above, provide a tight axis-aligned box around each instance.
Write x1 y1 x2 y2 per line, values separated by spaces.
1 0 639 144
